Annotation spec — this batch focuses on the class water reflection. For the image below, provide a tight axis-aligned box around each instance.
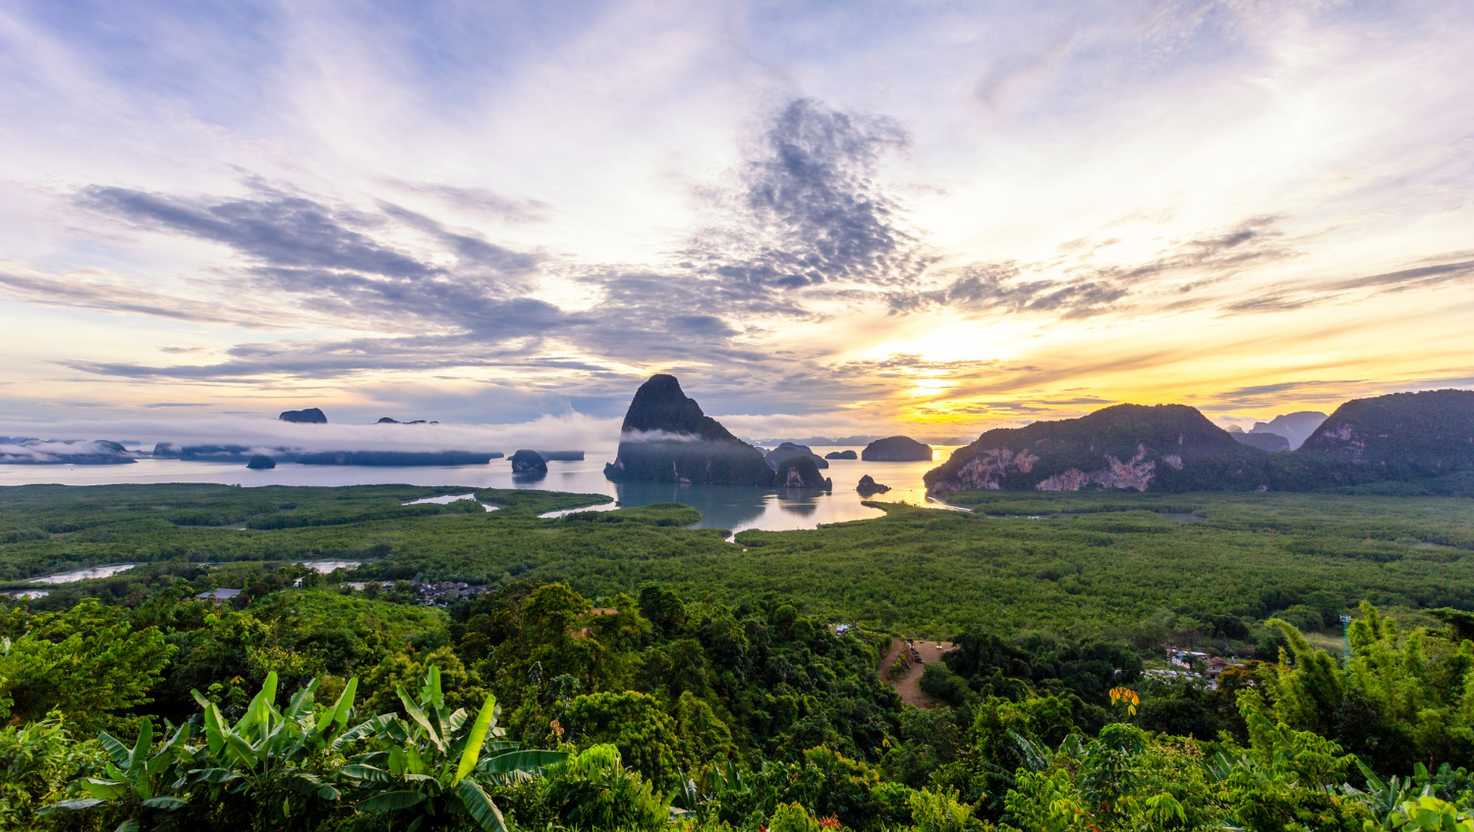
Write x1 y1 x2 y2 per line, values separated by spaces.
3 589 50 599
401 493 499 511
298 559 361 574
28 563 137 584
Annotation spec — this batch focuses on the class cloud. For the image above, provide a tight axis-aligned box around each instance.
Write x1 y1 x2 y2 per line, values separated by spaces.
1219 293 1316 314
78 185 435 279
0 268 285 327
380 178 550 224
377 202 540 275
890 216 1295 319
1327 257 1474 292
687 98 929 291
889 262 1128 319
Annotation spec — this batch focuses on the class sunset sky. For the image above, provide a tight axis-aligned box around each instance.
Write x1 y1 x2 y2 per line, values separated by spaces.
2 0 1472 443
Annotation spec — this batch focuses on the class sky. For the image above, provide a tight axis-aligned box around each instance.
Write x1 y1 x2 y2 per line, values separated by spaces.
1 0 1472 446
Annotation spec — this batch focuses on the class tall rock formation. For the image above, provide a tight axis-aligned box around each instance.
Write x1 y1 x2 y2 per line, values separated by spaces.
603 375 774 486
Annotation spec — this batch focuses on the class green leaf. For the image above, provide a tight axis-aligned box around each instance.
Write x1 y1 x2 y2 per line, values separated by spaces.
201 702 226 756
333 713 397 752
80 778 127 800
98 731 130 767
339 763 391 783
130 719 153 769
454 693 498 784
388 746 407 777
455 778 507 832
241 670 278 734
397 685 441 750
141 796 188 811
319 676 358 736
40 798 105 813
188 767 242 785
477 749 567 782
419 665 444 712
115 821 140 832
358 789 428 813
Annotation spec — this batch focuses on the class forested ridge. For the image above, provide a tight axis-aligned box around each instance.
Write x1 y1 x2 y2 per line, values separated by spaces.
3 484 1474 829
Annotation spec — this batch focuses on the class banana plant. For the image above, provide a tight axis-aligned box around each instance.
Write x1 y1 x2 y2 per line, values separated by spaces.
41 717 191 832
185 671 361 829
339 665 566 832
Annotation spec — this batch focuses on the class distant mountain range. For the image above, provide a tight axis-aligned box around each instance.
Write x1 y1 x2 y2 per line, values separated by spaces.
1250 410 1327 449
925 389 1474 495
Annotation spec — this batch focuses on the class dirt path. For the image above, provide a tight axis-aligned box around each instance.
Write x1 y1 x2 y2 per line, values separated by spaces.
879 637 956 708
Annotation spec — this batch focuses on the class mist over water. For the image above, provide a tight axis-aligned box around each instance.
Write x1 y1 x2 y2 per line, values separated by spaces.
0 446 959 533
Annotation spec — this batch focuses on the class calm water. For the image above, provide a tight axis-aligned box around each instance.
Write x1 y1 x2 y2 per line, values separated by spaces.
0 446 960 534
28 563 137 584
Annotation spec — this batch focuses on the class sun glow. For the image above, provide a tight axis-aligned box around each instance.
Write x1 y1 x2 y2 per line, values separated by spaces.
857 315 1038 366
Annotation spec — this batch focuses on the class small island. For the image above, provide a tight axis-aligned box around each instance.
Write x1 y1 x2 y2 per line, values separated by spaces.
510 449 548 479
245 455 276 470
856 474 890 496
861 436 933 461
824 450 858 460
278 408 328 424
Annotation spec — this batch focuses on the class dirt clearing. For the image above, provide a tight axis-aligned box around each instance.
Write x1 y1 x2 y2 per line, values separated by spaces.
880 637 956 708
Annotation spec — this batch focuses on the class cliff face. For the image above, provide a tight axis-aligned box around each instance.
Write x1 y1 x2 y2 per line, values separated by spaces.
925 403 1270 495
603 375 774 486
1299 390 1474 478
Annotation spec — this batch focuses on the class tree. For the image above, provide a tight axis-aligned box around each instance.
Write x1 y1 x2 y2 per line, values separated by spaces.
0 599 173 731
339 666 565 831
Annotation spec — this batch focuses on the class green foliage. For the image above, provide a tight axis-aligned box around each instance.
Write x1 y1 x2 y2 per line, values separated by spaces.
541 743 669 831
0 713 103 831
909 786 977 832
768 801 823 832
0 599 173 731
1265 602 1474 773
6 480 1474 830
11 485 1474 643
339 665 565 831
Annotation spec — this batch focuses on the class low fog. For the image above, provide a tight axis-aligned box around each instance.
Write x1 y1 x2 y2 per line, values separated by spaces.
1 412 625 457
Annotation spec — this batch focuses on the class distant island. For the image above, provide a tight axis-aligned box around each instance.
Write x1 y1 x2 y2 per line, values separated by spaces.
152 443 502 467
862 436 933 461
0 437 135 465
510 449 548 479
278 408 328 424
825 450 858 460
925 389 1474 495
